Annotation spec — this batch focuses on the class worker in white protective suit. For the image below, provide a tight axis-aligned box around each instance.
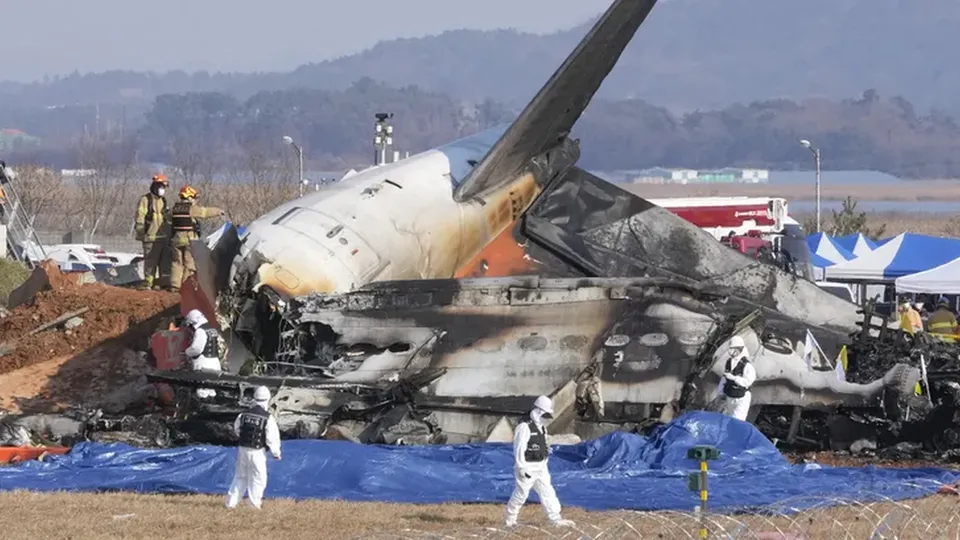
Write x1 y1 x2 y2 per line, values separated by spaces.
504 395 575 528
716 335 757 422
226 385 282 509
182 309 222 399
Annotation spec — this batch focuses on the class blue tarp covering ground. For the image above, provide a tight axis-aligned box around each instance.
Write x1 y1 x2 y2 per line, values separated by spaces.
0 412 957 511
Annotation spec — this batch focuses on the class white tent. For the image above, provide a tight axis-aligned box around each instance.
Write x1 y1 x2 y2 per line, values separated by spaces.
896 256 960 293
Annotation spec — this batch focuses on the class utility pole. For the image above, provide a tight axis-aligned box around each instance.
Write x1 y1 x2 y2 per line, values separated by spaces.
800 139 822 232
282 135 305 198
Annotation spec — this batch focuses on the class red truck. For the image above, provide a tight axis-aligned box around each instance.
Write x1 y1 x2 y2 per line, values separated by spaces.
648 196 815 281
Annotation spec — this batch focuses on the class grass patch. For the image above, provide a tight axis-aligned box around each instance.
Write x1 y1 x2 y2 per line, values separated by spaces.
0 257 29 307
0 490 958 539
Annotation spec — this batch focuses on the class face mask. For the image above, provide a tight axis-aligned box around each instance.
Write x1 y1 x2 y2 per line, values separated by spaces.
157 188 166 197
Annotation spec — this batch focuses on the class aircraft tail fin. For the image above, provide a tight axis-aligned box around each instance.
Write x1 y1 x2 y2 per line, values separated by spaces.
452 0 659 202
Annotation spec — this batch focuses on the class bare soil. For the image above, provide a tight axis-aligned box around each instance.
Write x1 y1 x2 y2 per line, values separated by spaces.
0 262 179 413
0 263 179 375
1 491 959 540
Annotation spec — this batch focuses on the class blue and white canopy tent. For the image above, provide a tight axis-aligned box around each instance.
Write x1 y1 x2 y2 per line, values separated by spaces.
834 233 878 257
827 233 960 281
807 232 855 281
807 233 855 265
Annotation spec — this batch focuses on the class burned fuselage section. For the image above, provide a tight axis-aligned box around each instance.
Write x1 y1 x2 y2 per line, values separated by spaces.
165 276 914 445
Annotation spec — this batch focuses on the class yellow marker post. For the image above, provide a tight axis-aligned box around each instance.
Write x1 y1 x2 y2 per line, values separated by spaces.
687 445 720 539
699 460 708 538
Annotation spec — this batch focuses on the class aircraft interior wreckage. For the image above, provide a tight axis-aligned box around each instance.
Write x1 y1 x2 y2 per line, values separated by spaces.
147 0 943 450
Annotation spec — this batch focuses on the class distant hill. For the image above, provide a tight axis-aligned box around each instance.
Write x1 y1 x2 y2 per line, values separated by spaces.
1 0 958 114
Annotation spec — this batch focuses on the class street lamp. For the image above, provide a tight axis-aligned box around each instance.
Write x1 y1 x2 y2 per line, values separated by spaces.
800 139 822 233
282 135 304 198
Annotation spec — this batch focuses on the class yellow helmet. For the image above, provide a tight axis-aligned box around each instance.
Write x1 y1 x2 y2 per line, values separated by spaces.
179 185 198 200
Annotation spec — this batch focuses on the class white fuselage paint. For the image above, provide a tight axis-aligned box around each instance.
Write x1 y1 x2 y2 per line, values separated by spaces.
232 125 545 298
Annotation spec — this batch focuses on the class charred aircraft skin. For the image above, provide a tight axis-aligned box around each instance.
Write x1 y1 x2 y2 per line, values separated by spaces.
212 276 909 443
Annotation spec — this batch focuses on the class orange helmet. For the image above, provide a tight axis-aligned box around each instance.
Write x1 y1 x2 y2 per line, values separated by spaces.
151 174 169 186
179 185 198 200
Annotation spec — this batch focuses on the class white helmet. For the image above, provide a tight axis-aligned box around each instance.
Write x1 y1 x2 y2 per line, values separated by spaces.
184 309 206 327
728 335 746 349
533 395 554 416
254 386 271 402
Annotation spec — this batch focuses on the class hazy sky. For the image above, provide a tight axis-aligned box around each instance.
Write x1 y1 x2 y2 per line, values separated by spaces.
5 0 611 82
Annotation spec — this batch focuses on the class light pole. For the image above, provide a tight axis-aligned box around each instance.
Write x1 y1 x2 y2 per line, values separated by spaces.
373 113 394 165
800 139 822 232
282 135 304 198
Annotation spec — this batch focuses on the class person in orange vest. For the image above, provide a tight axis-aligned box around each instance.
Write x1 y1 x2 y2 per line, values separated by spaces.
135 174 170 290
168 185 224 292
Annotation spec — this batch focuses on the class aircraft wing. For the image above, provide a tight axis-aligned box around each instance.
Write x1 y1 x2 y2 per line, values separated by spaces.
452 0 659 202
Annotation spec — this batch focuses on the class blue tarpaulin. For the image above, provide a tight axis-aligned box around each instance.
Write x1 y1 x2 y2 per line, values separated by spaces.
0 412 955 511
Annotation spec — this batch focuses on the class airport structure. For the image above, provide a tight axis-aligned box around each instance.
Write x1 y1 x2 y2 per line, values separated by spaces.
627 167 770 184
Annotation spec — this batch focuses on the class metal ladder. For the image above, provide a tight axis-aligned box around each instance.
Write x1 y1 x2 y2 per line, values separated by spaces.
0 160 46 268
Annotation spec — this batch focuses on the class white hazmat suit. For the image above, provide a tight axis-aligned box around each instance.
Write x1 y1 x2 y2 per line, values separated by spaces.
183 309 222 399
716 335 757 422
504 396 575 528
226 386 282 509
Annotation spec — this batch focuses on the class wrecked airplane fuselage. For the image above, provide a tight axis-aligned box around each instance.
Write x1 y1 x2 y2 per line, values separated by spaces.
162 276 919 445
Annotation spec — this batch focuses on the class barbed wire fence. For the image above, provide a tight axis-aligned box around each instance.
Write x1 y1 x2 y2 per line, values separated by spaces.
360 479 960 539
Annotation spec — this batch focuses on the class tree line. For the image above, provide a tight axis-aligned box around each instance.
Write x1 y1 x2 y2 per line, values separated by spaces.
3 82 960 179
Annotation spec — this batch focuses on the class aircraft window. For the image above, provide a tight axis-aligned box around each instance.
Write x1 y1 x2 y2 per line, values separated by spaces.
271 207 300 225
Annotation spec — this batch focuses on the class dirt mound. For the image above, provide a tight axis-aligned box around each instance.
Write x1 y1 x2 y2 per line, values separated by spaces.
0 263 179 375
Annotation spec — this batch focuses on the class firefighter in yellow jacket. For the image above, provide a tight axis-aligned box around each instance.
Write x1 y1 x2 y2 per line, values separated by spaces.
169 185 224 292
135 174 170 290
928 298 958 337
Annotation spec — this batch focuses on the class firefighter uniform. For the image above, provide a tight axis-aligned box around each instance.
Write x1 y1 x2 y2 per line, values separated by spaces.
169 186 224 292
928 303 958 336
135 174 169 289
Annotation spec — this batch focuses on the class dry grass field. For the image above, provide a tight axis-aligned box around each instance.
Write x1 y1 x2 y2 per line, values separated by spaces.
1 490 959 540
793 211 960 237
